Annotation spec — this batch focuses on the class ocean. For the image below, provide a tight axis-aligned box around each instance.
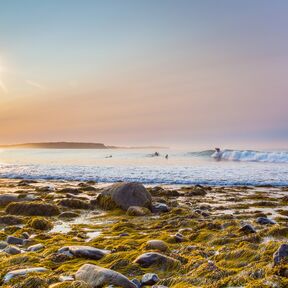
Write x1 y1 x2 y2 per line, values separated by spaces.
0 148 287 186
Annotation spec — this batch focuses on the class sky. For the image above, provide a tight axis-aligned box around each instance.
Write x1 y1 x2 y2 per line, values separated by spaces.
0 0 287 148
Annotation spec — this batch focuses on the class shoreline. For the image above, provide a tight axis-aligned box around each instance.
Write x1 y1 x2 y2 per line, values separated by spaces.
0 177 287 188
0 178 288 287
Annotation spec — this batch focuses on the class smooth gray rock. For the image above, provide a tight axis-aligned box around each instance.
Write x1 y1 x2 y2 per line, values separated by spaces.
7 236 24 245
141 273 159 285
151 203 170 213
3 245 21 255
27 243 44 252
274 244 288 265
173 233 185 242
239 224 256 234
75 264 137 288
256 217 276 225
58 246 110 260
3 267 47 282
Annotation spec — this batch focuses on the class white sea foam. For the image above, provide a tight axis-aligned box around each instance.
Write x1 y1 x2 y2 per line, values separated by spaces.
0 148 287 186
211 150 288 163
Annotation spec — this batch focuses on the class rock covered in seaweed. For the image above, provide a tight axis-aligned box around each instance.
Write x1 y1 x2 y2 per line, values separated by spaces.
58 198 91 210
28 217 54 230
134 252 180 270
0 194 22 207
146 240 169 252
127 206 152 216
95 182 152 211
0 215 23 225
6 202 60 216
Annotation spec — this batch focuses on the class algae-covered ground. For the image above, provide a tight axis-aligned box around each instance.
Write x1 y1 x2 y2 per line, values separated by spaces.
0 179 288 288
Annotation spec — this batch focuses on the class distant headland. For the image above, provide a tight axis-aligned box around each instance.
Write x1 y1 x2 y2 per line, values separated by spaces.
0 142 168 149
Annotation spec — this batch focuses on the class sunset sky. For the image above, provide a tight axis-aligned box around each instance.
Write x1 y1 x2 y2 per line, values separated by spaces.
0 0 287 148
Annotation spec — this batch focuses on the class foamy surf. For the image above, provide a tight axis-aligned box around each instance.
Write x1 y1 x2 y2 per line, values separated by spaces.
210 149 288 163
0 148 287 186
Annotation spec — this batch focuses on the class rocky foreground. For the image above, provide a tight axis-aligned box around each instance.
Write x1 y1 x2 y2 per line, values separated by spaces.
0 179 288 288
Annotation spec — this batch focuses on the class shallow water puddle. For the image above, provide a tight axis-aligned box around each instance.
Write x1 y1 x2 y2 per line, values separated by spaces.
85 230 101 241
49 221 71 234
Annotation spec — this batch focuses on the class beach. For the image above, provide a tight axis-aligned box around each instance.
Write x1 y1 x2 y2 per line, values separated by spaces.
0 178 288 287
2 0 288 287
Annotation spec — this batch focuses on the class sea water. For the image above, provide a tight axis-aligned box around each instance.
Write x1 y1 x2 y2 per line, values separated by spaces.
0 148 287 186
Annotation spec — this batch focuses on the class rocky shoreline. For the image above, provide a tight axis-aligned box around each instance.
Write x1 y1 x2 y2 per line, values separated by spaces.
0 179 288 287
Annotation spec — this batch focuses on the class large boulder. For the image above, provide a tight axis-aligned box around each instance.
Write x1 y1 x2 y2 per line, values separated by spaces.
75 264 137 288
6 202 60 216
95 182 152 211
58 246 110 260
134 252 180 270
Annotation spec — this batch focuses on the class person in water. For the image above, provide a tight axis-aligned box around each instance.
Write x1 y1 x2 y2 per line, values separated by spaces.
165 154 169 159
214 148 222 160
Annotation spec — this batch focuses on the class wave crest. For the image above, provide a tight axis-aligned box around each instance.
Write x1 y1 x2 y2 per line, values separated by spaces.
211 149 288 163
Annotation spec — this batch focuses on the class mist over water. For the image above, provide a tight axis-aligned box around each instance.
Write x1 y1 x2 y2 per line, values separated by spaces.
0 148 287 186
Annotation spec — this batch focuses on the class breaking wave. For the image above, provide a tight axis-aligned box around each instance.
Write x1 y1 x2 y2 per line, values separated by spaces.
210 149 288 163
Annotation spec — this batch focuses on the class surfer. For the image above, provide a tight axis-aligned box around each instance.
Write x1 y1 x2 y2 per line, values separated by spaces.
165 154 169 159
213 148 222 160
